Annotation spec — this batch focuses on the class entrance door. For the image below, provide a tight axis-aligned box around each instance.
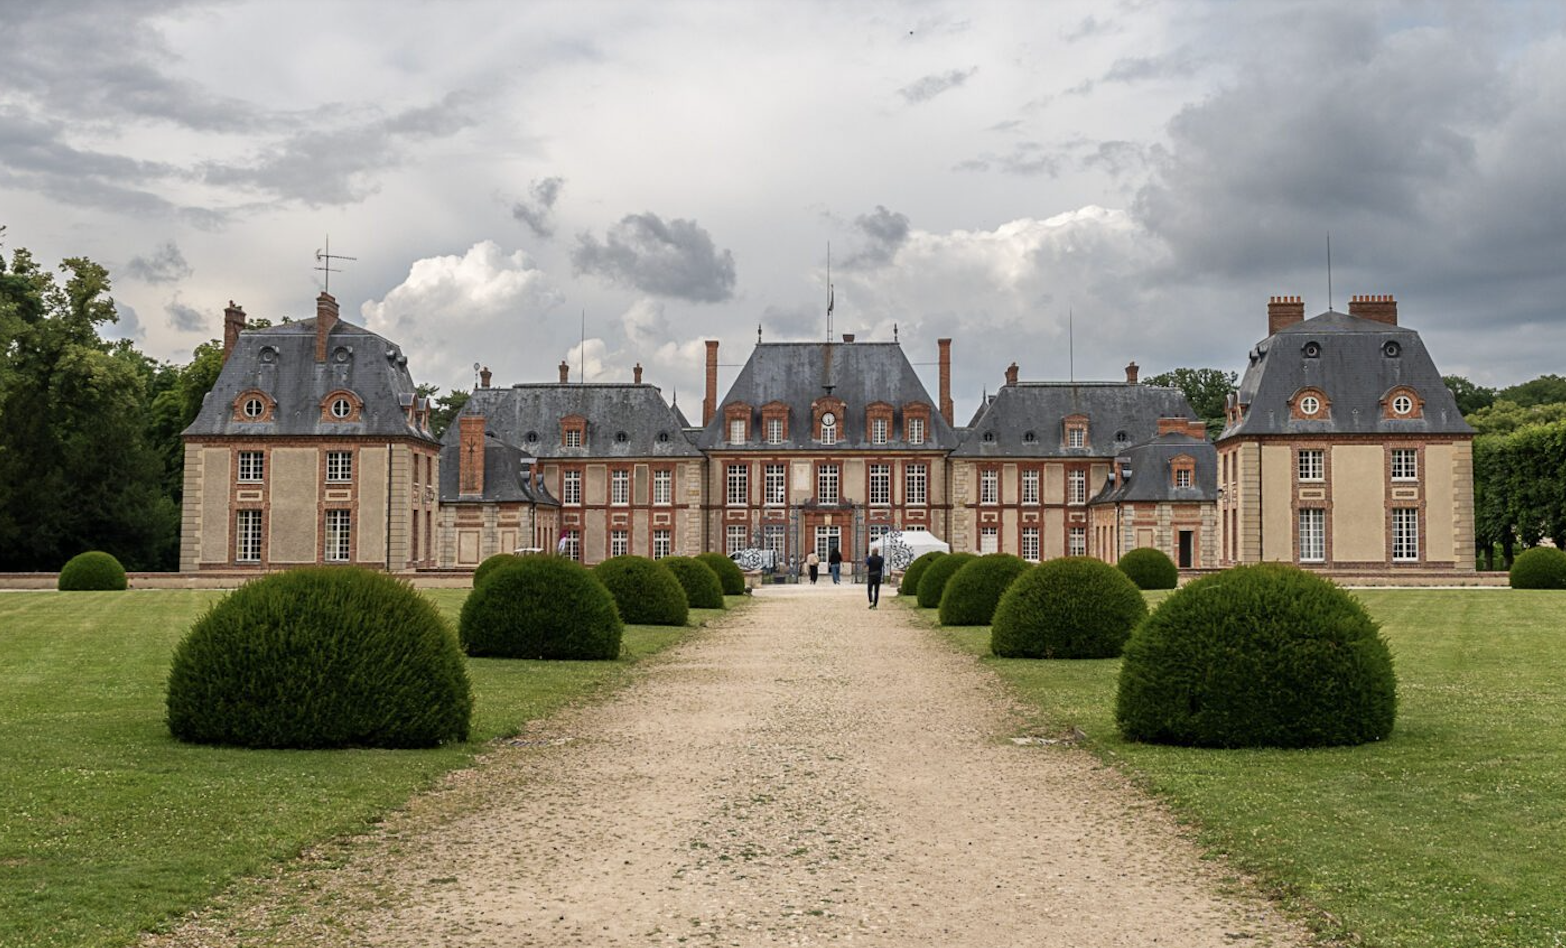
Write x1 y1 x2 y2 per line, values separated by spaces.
1178 530 1194 569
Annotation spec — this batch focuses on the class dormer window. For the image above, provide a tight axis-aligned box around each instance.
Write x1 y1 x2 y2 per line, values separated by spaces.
865 402 894 446
821 412 838 445
729 418 746 443
871 418 888 444
243 397 265 419
330 398 352 419
319 390 362 423
1170 454 1196 490
1383 341 1401 358
1382 386 1424 420
1300 395 1320 415
1064 415 1088 449
724 403 752 445
1292 388 1330 420
561 415 587 447
812 397 846 445
1303 341 1321 358
233 390 276 423
760 401 789 444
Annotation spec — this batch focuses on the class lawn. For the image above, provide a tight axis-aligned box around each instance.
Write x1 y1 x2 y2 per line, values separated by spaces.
0 588 739 948
935 588 1566 948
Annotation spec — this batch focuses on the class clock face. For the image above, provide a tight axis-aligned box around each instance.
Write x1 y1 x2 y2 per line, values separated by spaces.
821 411 836 426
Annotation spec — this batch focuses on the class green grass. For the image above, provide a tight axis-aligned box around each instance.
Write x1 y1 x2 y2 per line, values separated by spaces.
0 588 740 948
934 589 1566 948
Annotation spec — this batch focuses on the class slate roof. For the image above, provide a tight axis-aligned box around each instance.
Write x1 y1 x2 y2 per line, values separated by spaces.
439 433 560 506
1222 310 1474 439
1090 433 1218 505
443 382 703 462
696 342 960 450
183 317 437 442
952 382 1197 458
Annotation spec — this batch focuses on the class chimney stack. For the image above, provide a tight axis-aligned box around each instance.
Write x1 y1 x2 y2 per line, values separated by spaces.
1156 417 1209 439
222 301 245 364
1349 294 1398 326
314 292 339 362
633 363 643 384
1268 295 1305 336
938 338 954 425
458 414 486 496
1004 362 1019 387
479 366 492 388
558 360 570 384
842 333 855 343
1125 361 1139 384
703 340 719 426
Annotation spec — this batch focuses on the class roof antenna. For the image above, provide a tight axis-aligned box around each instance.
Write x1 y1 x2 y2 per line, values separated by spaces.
1326 231 1334 312
579 308 585 384
825 242 834 343
314 235 356 295
1068 306 1075 383
893 322 899 343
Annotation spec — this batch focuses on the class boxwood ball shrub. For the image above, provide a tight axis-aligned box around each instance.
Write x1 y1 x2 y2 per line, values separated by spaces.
57 551 128 591
1115 563 1397 748
899 550 944 597
1117 547 1178 590
939 554 1031 626
594 556 689 626
916 552 978 609
661 555 725 609
472 552 522 588
696 552 747 595
1509 546 1566 589
166 567 471 749
460 555 622 659
990 556 1147 658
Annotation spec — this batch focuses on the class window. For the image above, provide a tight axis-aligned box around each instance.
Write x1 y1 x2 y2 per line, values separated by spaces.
325 510 351 561
326 450 352 482
236 510 262 562
869 524 891 548
764 464 786 505
1392 508 1419 561
1392 394 1414 416
562 470 582 505
980 527 998 554
980 469 999 505
330 397 352 419
906 417 925 445
1299 508 1325 562
1067 424 1086 448
726 464 748 506
815 526 840 560
1299 395 1321 416
1068 527 1087 557
818 464 840 504
1392 448 1418 481
652 529 671 560
729 418 747 444
871 417 888 445
820 411 838 445
1068 469 1087 505
1298 449 1324 481
238 450 264 482
727 525 748 555
565 428 583 448
560 529 581 562
1175 467 1192 489
242 397 265 419
1021 527 1040 562
766 417 784 444
610 529 629 558
653 469 673 504
869 464 891 505
763 525 787 559
611 469 630 505
905 463 928 506
1021 469 1039 505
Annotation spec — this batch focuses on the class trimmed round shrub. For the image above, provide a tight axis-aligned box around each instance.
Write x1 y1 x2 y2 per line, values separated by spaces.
1118 547 1178 590
57 551 127 591
916 552 978 609
1116 564 1397 748
899 550 945 597
1509 546 1566 589
166 567 471 749
696 552 747 596
661 556 725 609
594 556 689 626
460 556 622 659
939 554 1032 626
473 553 522 588
991 556 1147 658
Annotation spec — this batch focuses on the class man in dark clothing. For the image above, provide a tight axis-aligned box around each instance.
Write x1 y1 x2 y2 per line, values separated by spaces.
828 546 843 584
864 546 884 609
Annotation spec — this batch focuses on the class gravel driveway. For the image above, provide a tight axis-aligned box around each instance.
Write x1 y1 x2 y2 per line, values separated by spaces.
148 584 1308 947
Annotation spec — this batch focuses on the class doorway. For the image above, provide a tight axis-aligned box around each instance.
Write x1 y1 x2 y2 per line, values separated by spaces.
1177 530 1194 569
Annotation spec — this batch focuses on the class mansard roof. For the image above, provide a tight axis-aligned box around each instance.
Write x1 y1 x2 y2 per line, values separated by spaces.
1091 432 1218 505
952 381 1196 458
1222 310 1473 439
696 341 960 450
445 382 703 460
438 433 560 505
183 317 437 441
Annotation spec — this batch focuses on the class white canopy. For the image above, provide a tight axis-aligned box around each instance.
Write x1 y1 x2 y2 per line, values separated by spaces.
879 528 951 571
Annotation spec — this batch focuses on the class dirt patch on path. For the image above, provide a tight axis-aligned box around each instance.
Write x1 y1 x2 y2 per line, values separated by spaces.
146 585 1308 947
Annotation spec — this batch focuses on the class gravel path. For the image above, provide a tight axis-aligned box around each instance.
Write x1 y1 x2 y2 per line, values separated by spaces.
148 584 1308 947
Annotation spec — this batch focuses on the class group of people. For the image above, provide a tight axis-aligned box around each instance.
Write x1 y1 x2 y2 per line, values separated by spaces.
804 545 884 608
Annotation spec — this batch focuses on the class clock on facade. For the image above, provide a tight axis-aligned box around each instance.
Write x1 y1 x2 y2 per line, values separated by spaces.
821 411 836 426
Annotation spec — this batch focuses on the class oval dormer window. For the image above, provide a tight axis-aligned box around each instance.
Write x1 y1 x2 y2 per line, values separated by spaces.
1392 394 1414 415
242 397 265 419
1023 430 1037 443
657 431 670 443
1299 395 1321 416
330 397 352 419
983 431 996 443
615 431 629 443
1383 341 1401 358
1303 342 1321 358
525 431 539 443
259 346 278 364
1115 430 1130 444
333 346 351 364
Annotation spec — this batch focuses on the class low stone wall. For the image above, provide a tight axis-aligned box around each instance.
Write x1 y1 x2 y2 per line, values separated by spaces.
0 570 475 590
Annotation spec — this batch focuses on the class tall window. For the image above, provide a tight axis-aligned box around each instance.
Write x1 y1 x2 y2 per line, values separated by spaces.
818 464 840 504
1299 508 1325 562
1392 508 1419 561
652 529 671 560
727 525 748 554
653 469 672 504
905 463 928 505
1175 467 1192 488
765 464 786 505
906 417 925 445
326 450 352 482
1021 469 1039 505
763 525 786 559
1067 424 1086 448
815 526 840 560
729 418 746 444
766 417 784 444
1068 527 1087 557
560 529 581 562
868 464 891 505
871 417 889 445
236 510 262 562
1298 449 1325 481
325 510 351 561
869 524 891 548
1021 526 1040 562
726 464 748 506
238 450 264 482
821 417 838 445
1391 448 1417 481
562 470 582 505
980 469 999 505
1067 469 1087 504
611 469 630 505
980 526 998 554
610 529 629 557
565 428 582 448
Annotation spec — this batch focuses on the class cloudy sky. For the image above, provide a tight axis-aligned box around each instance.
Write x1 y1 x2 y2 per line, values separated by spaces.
4 0 1563 420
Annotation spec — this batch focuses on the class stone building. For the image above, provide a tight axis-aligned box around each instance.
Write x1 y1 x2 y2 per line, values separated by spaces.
1089 422 1219 568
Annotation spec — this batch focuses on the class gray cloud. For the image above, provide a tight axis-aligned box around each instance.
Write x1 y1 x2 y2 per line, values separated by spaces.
1063 15 1118 43
512 176 566 238
572 213 736 303
166 297 205 332
125 241 192 284
898 68 977 104
1102 48 1204 84
843 206 910 269
956 141 1065 177
104 301 145 342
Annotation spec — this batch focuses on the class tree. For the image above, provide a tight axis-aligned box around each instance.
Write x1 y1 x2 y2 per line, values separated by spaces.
1144 367 1237 438
1464 400 1566 436
1443 375 1496 416
417 384 469 438
1499 374 1566 409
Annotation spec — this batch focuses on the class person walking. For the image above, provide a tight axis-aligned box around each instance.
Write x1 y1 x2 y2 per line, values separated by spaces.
828 546 843 585
806 549 820 585
865 545 884 609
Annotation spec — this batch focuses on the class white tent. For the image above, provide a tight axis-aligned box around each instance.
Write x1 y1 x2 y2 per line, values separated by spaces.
879 528 951 572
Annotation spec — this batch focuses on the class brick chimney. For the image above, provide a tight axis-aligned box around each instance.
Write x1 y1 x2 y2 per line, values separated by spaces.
458 414 486 496
479 366 492 388
1156 417 1208 439
1125 361 1139 384
842 333 855 343
703 340 719 426
558 360 570 384
222 301 245 364
1268 295 1305 335
633 363 643 384
1004 362 1019 386
938 338 953 425
314 292 339 362
1349 294 1398 326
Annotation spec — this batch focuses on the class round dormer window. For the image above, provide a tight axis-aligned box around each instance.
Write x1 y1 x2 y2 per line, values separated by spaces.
983 431 996 443
1303 342 1321 358
333 346 351 364
1392 394 1414 415
1383 341 1401 358
525 431 539 443
1115 430 1130 444
258 346 278 364
1299 395 1321 416
1023 430 1037 443
330 397 352 419
242 397 265 419
658 431 670 443
615 431 629 443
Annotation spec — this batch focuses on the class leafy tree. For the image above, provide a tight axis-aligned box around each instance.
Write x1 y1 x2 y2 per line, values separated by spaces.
1143 367 1236 437
1465 400 1566 436
1443 375 1496 416
417 384 470 438
1499 374 1566 409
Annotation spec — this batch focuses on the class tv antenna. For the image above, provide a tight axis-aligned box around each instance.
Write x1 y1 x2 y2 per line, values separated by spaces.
314 235 356 294
1326 231 1334 311
825 243 835 343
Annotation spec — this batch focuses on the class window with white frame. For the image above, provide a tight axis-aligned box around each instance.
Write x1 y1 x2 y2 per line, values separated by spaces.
906 416 925 445
1068 469 1087 504
653 469 672 504
729 418 746 444
766 417 784 444
1299 508 1325 562
869 464 891 505
611 469 630 505
764 464 786 505
565 428 583 448
980 469 999 505
325 510 351 561
726 464 748 506
980 526 999 554
652 529 671 560
1021 526 1040 562
238 450 264 482
1067 424 1086 448
1392 508 1419 561
818 464 840 504
1391 448 1417 481
1021 469 1039 505
327 450 352 482
560 529 581 561
562 470 582 505
905 463 928 505
821 416 838 445
1068 526 1087 557
1298 449 1325 481
236 510 262 562
1175 467 1192 489
871 417 889 445
727 525 748 555
610 529 629 557
868 524 891 549
814 526 840 560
